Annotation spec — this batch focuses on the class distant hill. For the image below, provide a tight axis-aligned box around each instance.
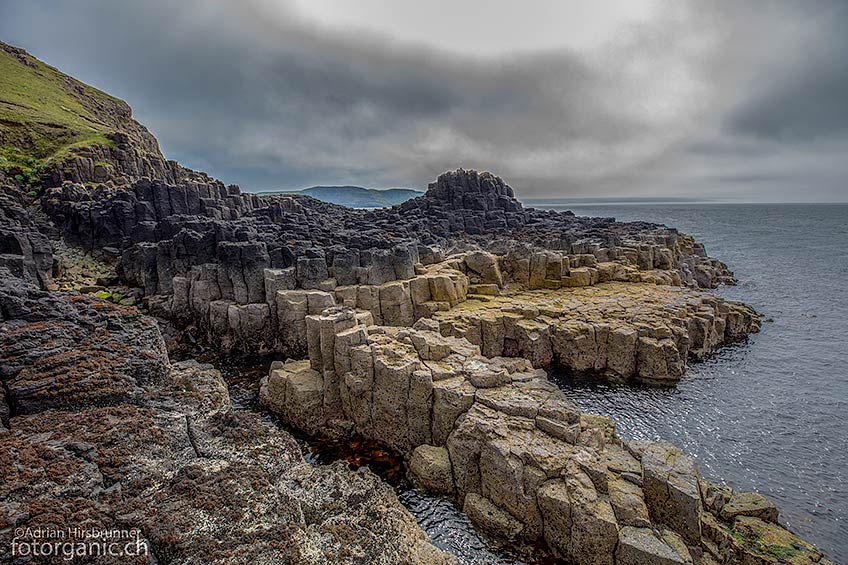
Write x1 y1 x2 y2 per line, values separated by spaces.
262 185 423 208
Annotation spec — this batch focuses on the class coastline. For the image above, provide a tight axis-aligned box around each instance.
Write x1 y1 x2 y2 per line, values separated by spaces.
3 168 836 563
0 42 839 564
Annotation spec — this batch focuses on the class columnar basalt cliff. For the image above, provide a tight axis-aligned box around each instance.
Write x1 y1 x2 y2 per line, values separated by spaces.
433 283 759 383
0 182 54 289
34 168 744 369
0 42 831 565
261 311 832 565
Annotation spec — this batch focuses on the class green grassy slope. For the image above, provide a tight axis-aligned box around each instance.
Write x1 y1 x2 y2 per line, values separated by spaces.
0 42 124 184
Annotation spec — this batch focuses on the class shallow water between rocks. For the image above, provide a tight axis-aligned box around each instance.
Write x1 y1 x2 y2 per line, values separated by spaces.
208 202 846 564
211 355 540 564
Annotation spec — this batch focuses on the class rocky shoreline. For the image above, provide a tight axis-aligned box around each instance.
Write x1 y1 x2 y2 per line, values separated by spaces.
0 43 834 565
32 168 740 360
259 309 826 565
0 274 456 564
0 167 832 563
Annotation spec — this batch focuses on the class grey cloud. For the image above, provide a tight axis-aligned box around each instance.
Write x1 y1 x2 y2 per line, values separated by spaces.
0 0 846 200
718 2 848 141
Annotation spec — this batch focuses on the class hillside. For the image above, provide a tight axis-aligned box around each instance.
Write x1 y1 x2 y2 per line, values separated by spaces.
263 185 422 208
0 41 183 187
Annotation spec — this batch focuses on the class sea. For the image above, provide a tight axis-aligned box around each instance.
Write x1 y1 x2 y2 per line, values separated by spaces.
533 201 847 563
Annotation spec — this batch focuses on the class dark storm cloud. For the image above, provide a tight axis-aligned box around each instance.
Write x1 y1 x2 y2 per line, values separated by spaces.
0 0 846 200
0 0 634 188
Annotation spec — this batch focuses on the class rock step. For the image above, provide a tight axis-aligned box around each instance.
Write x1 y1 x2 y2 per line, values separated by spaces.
260 310 826 565
433 282 759 384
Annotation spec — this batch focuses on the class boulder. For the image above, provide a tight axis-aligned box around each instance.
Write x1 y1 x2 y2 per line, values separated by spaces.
463 356 511 388
720 491 779 524
566 471 619 565
637 337 684 383
276 290 309 355
641 442 703 545
432 377 477 446
464 250 504 287
463 493 523 540
616 526 690 565
408 445 454 495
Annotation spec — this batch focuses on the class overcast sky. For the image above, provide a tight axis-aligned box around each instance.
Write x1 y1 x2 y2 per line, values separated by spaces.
2 0 847 201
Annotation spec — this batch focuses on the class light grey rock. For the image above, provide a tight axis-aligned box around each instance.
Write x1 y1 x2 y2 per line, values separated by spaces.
264 267 296 303
719 491 779 524
463 356 511 388
616 526 689 565
608 478 652 528
463 250 504 287
463 492 523 540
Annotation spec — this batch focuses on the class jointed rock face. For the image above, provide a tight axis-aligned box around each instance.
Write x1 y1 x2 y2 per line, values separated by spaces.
0 43 830 565
261 311 829 565
434 283 759 383
31 169 744 370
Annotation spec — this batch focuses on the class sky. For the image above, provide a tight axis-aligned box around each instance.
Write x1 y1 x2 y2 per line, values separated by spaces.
1 0 847 201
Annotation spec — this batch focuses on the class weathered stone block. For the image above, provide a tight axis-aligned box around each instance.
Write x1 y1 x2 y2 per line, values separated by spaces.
408 445 454 495
642 442 702 545
463 493 523 540
616 526 689 565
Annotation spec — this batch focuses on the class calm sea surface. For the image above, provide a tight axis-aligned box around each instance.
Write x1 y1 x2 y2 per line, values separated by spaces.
537 202 848 562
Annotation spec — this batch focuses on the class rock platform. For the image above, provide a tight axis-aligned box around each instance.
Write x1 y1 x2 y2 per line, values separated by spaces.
0 273 456 564
262 309 831 565
433 282 759 383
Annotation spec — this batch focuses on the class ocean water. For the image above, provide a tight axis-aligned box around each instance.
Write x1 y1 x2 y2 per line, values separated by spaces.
535 202 848 562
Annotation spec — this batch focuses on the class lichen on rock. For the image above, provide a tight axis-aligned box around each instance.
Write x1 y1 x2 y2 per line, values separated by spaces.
0 274 456 564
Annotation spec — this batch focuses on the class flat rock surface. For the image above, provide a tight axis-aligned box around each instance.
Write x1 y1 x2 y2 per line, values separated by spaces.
0 275 455 564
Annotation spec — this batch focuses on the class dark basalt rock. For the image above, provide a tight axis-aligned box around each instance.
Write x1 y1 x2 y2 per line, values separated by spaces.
0 182 56 289
0 274 168 415
32 168 736 355
424 168 522 213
